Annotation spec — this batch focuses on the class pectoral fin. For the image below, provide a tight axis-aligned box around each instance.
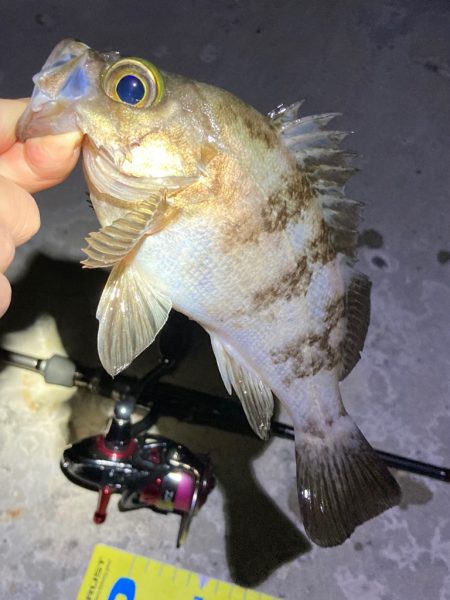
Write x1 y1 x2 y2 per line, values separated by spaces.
82 191 166 268
97 260 172 376
210 335 274 440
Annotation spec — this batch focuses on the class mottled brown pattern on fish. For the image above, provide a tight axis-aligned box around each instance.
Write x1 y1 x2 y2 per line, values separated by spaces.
252 256 312 310
325 295 345 326
303 419 329 439
241 113 278 150
261 170 309 233
219 168 322 255
174 154 229 210
250 218 335 311
220 218 261 250
308 218 333 264
206 151 267 253
270 294 345 382
215 93 311 236
217 98 278 151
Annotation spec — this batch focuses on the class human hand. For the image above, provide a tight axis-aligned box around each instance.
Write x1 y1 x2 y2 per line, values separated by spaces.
0 98 82 316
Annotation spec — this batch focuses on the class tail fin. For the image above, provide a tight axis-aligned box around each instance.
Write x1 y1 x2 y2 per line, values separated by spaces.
295 418 401 547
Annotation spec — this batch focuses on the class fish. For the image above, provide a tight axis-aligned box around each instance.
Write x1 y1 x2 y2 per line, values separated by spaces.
18 39 401 546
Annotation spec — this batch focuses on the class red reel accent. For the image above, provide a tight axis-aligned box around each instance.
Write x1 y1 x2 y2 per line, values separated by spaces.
96 435 137 460
94 486 112 524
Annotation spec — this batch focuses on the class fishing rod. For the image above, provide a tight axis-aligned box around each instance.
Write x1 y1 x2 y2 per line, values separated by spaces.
0 344 448 484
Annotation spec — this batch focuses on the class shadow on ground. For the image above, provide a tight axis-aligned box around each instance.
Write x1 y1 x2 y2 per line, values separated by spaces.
156 417 310 587
0 253 105 365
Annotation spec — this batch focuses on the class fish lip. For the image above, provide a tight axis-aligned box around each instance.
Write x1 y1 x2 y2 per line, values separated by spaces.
41 38 91 71
17 99 80 141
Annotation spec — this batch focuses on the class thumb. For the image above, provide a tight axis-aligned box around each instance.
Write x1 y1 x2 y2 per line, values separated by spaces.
0 130 83 194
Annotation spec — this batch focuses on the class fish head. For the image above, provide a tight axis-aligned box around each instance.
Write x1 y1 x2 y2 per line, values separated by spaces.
19 39 216 219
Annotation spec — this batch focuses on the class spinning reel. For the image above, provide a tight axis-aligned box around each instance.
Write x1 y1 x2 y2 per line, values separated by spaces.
61 391 214 547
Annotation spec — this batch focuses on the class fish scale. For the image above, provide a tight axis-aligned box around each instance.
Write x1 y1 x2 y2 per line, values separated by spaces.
18 38 401 548
138 209 346 432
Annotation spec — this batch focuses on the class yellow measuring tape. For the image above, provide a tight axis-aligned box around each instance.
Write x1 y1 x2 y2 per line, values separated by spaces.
77 544 279 600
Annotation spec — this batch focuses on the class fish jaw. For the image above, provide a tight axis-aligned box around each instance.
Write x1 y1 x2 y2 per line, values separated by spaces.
17 95 80 140
17 39 106 141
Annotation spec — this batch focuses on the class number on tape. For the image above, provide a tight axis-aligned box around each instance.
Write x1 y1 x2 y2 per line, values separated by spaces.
77 544 279 600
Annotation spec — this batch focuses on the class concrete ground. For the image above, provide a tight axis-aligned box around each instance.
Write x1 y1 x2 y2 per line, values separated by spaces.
0 1 449 598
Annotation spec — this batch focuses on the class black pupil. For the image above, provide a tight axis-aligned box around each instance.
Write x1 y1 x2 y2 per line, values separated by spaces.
116 74 145 105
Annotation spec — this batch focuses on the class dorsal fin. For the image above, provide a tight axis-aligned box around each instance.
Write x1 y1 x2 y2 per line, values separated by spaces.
340 271 371 380
270 103 360 263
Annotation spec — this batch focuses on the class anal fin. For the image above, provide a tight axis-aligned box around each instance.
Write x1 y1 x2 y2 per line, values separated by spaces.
97 260 172 376
210 335 274 440
296 417 401 546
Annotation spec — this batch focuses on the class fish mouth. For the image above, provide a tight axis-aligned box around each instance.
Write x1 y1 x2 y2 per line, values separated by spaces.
17 98 80 140
17 38 94 141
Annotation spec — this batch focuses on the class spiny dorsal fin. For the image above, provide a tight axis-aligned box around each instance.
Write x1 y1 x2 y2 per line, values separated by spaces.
340 271 371 380
210 335 274 440
81 192 166 268
270 103 360 262
97 260 172 376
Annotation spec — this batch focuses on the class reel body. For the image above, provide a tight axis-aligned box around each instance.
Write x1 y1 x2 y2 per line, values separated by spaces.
61 430 214 547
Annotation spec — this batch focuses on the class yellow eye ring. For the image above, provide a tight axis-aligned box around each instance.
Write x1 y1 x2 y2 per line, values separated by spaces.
102 57 164 108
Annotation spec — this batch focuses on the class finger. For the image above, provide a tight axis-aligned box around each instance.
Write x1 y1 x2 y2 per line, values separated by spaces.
0 175 40 245
0 131 82 193
0 225 15 272
0 98 29 154
0 273 12 317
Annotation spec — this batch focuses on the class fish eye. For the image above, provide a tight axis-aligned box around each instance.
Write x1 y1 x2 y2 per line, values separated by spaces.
116 74 146 105
102 58 164 108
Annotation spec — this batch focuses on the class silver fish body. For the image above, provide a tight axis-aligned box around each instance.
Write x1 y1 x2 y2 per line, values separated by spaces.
18 39 400 546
